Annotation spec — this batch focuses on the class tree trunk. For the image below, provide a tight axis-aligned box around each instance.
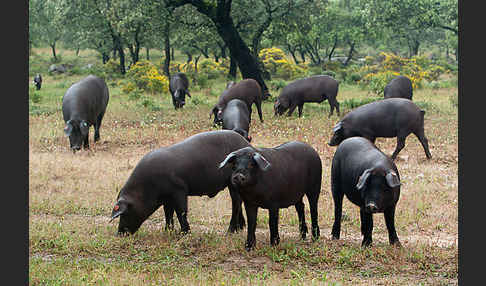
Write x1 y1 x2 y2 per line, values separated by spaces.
146 47 150 60
343 42 355 66
50 42 57 62
102 52 110 64
167 0 269 97
328 35 338 61
163 21 171 77
229 54 237 79
171 47 175 60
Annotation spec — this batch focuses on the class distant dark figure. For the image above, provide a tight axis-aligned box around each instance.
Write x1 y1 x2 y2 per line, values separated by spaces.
274 75 340 118
328 98 432 160
384 75 413 100
330 137 402 247
169 73 191 109
62 75 109 152
33 74 42 90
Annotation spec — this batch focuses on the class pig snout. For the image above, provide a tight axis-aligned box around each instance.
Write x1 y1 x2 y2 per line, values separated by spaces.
365 202 379 213
231 172 247 186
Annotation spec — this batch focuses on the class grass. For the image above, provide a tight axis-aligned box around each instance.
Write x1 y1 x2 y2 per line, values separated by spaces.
29 47 457 285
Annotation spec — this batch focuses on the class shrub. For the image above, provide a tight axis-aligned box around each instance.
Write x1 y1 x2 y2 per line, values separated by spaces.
259 47 307 80
30 91 42 104
123 60 169 95
270 79 287 91
198 58 228 79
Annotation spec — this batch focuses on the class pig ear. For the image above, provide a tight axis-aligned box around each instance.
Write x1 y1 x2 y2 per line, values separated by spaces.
64 120 73 136
356 168 373 191
219 152 238 169
109 201 127 223
253 152 271 171
385 171 401 188
332 121 342 133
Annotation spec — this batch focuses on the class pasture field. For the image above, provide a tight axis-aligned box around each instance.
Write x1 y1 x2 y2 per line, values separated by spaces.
29 48 458 285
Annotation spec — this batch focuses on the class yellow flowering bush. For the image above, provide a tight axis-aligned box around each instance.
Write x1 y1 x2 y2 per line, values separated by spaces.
198 58 228 79
358 52 446 95
259 47 307 80
123 60 169 95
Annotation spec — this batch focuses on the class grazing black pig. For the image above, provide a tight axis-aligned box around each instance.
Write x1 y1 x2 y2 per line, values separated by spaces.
274 75 340 118
110 130 251 235
384 75 413 100
330 137 401 247
62 75 109 152
33 74 42 90
219 141 322 250
169 72 191 109
222 99 252 142
210 79 264 125
328 98 432 160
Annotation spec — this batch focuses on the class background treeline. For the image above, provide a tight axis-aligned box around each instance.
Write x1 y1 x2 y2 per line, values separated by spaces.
29 0 457 97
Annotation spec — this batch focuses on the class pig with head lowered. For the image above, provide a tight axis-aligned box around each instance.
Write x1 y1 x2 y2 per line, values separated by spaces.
210 78 264 126
331 136 402 247
328 98 432 160
33 74 42 90
62 75 109 152
221 99 252 142
169 72 191 109
219 141 322 251
110 130 251 235
274 75 340 118
384 75 413 100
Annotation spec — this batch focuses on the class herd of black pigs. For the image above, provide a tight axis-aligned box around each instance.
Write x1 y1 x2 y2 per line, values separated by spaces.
35 71 432 251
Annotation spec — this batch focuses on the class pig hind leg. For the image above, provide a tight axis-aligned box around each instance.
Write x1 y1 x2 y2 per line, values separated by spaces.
331 186 344 240
294 200 308 240
306 191 320 240
255 100 264 122
328 96 340 117
413 129 432 159
360 208 373 247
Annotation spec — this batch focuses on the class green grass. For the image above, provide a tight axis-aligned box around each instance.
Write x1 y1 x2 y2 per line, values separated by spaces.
29 47 458 285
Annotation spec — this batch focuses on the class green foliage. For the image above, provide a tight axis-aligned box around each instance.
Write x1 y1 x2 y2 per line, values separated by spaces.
269 79 287 91
342 97 381 110
30 91 42 104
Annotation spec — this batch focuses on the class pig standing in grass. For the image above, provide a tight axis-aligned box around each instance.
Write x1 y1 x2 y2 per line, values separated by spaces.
274 75 340 118
328 98 432 160
331 136 402 247
221 99 252 142
110 130 250 235
210 79 264 125
33 74 42 90
62 75 109 152
169 73 191 109
384 75 413 100
219 141 322 250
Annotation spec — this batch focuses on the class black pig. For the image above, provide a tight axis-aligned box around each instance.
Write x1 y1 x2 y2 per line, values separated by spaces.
210 79 264 125
274 75 340 118
328 98 432 160
219 141 322 250
110 130 251 235
62 75 109 152
169 73 191 109
384 75 413 100
33 74 42 90
331 136 401 247
222 99 252 142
